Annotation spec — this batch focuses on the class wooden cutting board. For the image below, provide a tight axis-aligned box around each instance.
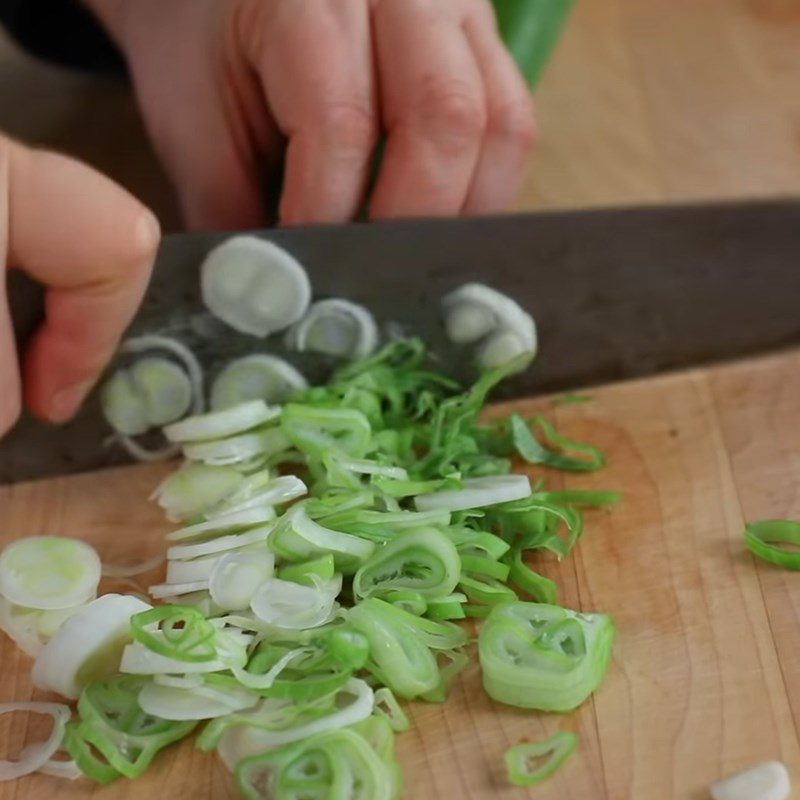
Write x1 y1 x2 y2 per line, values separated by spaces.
2 348 800 800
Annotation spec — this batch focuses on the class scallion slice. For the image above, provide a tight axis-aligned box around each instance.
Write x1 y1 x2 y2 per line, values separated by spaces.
505 731 578 786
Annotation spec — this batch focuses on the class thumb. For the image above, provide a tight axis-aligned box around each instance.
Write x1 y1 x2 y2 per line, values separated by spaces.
5 138 160 423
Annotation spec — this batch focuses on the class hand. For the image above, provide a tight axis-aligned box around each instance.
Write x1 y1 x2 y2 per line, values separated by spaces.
0 134 159 437
85 0 535 230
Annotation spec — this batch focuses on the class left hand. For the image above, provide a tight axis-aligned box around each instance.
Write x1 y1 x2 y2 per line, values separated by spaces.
84 0 536 230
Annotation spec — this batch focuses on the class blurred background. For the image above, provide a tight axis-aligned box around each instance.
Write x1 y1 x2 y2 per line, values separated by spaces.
1 0 798 232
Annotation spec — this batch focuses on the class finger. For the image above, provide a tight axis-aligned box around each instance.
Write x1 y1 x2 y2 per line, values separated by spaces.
252 1 377 225
123 12 271 232
6 141 160 422
461 6 536 214
0 149 21 436
369 0 486 219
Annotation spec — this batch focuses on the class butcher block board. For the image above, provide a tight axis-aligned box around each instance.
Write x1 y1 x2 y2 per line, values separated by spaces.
3 348 800 800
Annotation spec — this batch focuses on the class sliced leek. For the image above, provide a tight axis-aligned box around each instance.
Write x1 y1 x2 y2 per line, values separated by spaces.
211 355 307 409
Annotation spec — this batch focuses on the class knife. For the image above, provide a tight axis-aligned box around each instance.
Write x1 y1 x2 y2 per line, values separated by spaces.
4 199 800 484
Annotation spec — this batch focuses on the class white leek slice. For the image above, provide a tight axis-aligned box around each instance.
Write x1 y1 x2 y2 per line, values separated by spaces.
209 551 275 611
211 355 308 410
167 525 273 561
710 761 791 800
206 474 307 520
200 236 311 337
138 681 259 721
101 357 192 436
167 506 277 543
287 299 378 359
165 399 280 443
148 580 210 600
216 678 374 769
231 646 314 690
33 594 151 699
38 757 82 780
249 575 341 630
183 428 290 467
415 475 532 512
101 553 165 579
442 283 537 369
329 456 408 481
153 674 204 690
120 630 248 675
152 462 244 522
0 702 71 781
0 536 101 610
167 555 222 584
0 598 46 657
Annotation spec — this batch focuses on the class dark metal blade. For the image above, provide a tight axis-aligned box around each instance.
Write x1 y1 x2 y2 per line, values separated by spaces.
4 199 800 483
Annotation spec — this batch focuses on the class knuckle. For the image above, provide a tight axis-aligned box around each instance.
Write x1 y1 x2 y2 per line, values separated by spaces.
418 80 487 140
489 99 537 152
319 102 378 154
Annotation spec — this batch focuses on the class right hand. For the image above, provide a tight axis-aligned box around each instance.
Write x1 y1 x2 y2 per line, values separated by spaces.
0 134 160 437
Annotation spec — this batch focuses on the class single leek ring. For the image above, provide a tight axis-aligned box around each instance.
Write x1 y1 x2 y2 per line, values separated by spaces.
200 236 311 337
287 298 379 359
75 675 196 779
505 731 578 787
235 728 396 800
210 354 307 409
479 602 615 712
353 526 461 601
744 520 800 569
130 606 218 663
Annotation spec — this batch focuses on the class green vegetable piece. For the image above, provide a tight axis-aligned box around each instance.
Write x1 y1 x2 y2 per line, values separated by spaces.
479 602 615 712
102 357 192 435
492 0 576 88
348 598 468 699
511 414 605 472
277 554 336 586
281 404 372 459
353 527 461 601
744 520 800 569
64 722 122 784
373 687 411 732
210 354 307 409
235 728 398 800
507 549 558 604
130 606 217 663
505 731 579 787
75 675 196 779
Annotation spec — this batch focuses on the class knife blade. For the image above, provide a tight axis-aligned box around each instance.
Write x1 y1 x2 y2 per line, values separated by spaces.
4 199 800 484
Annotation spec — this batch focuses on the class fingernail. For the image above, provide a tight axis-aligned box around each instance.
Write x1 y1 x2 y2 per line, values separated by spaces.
48 380 93 423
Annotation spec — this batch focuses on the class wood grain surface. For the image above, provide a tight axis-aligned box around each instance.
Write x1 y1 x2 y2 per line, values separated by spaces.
2 350 800 799
1 0 798 230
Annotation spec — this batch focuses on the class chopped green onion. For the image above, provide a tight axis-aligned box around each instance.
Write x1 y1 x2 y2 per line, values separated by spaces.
744 520 800 569
287 298 379 358
211 354 307 409
131 605 218 663
151 463 244 522
200 236 311 337
0 536 101 611
235 727 396 800
72 675 196 779
277 554 336 586
552 393 593 406
102 357 192 436
373 687 410 732
281 404 372 459
505 731 578 786
511 415 605 472
479 602 615 711
165 399 280 444
353 527 461 601
415 474 531 512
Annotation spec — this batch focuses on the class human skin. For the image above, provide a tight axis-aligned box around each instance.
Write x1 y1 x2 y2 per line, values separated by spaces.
0 135 160 436
84 0 536 230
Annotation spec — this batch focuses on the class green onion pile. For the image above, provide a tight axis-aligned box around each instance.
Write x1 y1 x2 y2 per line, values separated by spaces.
1 338 620 796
